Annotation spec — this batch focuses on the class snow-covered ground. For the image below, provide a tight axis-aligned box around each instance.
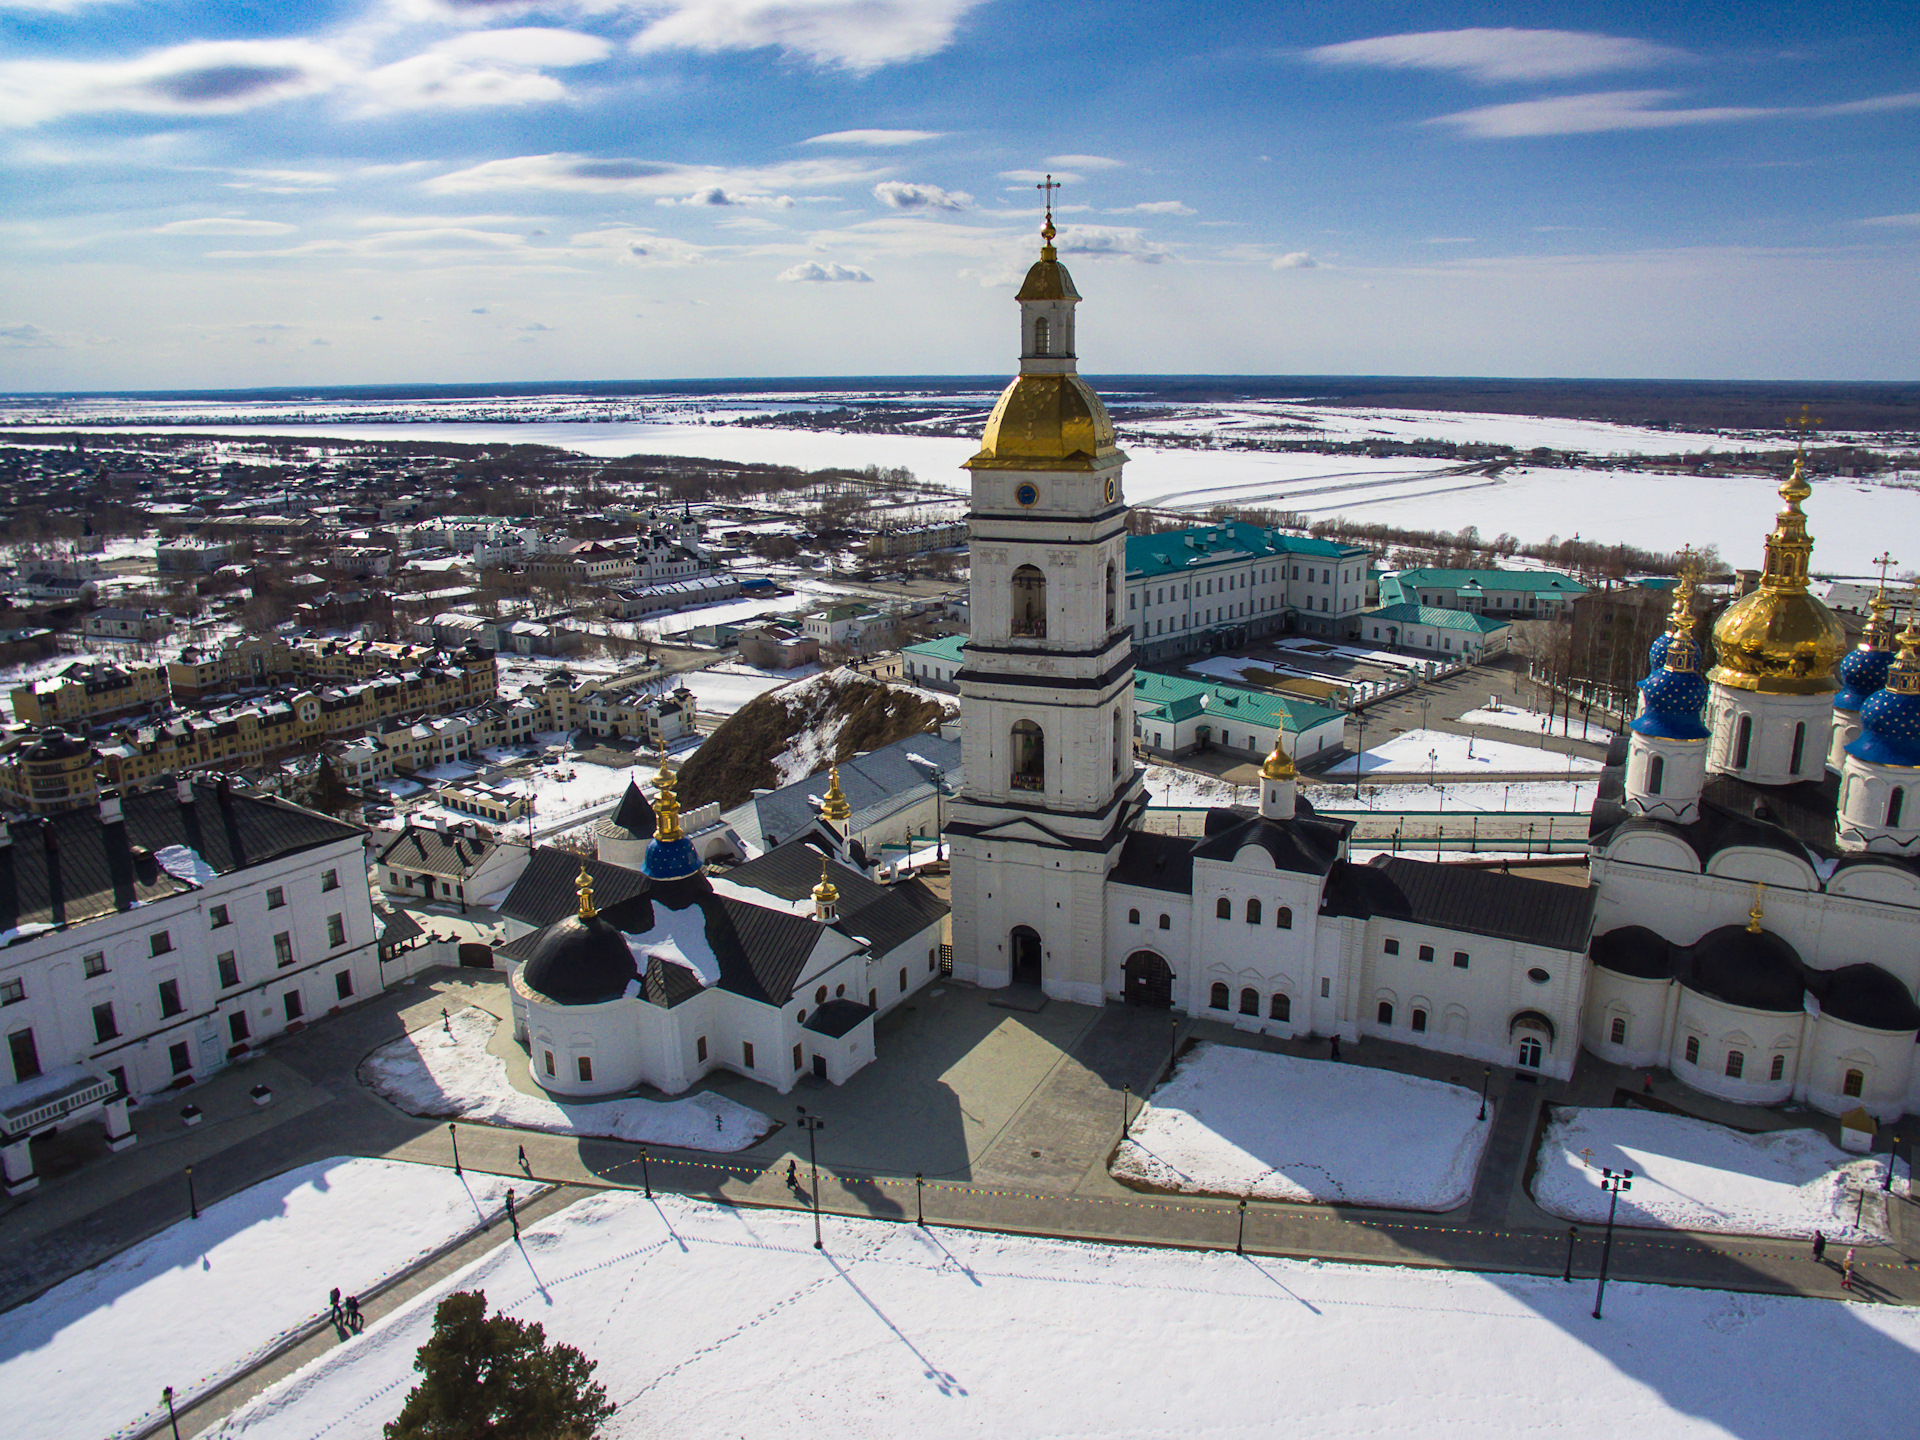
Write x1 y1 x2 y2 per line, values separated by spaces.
360 1007 772 1151
209 1188 1920 1440
1113 1044 1492 1209
0 1158 521 1440
1459 702 1615 745
678 664 796 717
1311 779 1596 813
1143 763 1249 810
1534 1108 1908 1242
1327 728 1603 777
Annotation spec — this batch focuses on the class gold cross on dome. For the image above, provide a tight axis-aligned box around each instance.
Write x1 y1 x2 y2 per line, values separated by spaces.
1874 550 1898 591
1036 173 1061 219
1786 403 1821 452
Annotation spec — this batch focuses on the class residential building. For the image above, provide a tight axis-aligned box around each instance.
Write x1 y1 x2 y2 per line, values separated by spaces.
12 660 170 728
1378 567 1587 618
1359 604 1511 659
83 608 171 643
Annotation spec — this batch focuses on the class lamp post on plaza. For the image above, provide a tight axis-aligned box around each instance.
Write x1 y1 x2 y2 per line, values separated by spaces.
638 1146 652 1199
1171 1016 1181 1079
796 1106 827 1249
185 1165 199 1221
449 1122 461 1175
1122 1084 1132 1140
162 1386 182 1440
1563 1226 1579 1282
915 1172 925 1227
1428 749 1438 787
1235 1198 1248 1256
1478 1066 1491 1122
1886 1135 1901 1193
1592 1168 1634 1319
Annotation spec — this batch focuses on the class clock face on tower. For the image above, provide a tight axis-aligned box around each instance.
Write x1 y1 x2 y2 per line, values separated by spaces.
1104 477 1117 504
1015 482 1040 507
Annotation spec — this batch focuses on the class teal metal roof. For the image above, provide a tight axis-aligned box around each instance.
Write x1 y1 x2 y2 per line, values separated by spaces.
902 634 967 664
1366 603 1511 634
1127 521 1367 580
1379 568 1587 606
1131 670 1344 733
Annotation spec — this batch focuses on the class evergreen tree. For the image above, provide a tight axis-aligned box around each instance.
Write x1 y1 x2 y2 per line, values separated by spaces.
385 1290 616 1440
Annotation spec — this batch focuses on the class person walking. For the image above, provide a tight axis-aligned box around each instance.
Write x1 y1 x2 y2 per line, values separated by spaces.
328 1287 342 1328
344 1296 362 1333
1328 1035 1342 1062
1812 1231 1827 1265
786 1159 800 1191
517 1144 529 1175
1842 1247 1856 1291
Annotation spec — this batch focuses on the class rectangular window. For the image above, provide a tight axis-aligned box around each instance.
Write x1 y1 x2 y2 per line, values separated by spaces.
169 1041 191 1076
327 914 346 947
543 1049 555 1076
1684 1035 1700 1065
92 1002 118 1043
267 886 286 910
283 990 303 1021
83 953 107 978
217 952 240 988
150 931 173 957
8 1026 40 1081
793 1043 804 1071
742 1041 755 1070
1418 945 1434 963
1452 951 1470 969
1320 977 1330 998
334 971 353 1001
576 1055 593 1083
229 1010 250 1043
0 977 21 1005
274 932 293 967
696 1036 708 1063
1383 939 1400 956
157 978 183 1018
321 869 340 892
209 904 231 928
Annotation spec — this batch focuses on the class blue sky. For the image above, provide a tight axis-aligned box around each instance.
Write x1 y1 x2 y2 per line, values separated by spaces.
1 1 1915 388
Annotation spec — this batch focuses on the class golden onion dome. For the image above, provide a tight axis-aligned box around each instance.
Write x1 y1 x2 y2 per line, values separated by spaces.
967 373 1118 469
1260 738 1296 782
1707 458 1846 695
1016 244 1081 302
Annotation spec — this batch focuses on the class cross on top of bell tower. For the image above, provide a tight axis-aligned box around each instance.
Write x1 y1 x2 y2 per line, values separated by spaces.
1036 174 1060 251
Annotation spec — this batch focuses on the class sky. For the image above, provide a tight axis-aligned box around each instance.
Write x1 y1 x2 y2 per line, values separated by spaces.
0 1 1916 390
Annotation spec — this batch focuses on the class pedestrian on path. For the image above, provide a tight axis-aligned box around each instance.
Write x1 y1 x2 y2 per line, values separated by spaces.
1642 1073 1653 1094
517 1144 529 1175
1812 1231 1827 1264
328 1287 342 1327
344 1296 362 1333
1329 1035 1341 1062
786 1159 800 1191
506 1188 519 1239
1842 1248 1856 1291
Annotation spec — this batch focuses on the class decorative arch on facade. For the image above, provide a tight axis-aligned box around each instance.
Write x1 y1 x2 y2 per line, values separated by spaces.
1011 564 1047 638
1508 1009 1557 1045
1442 1003 1470 1039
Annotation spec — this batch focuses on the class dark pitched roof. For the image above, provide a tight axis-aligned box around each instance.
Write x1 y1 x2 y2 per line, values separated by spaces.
0 783 364 935
1324 856 1595 952
1678 925 1805 1013
1806 965 1920 1033
1589 925 1671 979
498 846 649 930
1110 830 1198 894
804 999 874 1038
375 824 498 878
1190 806 1352 877
725 841 948 960
607 780 656 838
376 904 423 948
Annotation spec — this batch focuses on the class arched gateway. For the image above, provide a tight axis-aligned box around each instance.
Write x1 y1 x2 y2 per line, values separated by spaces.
1123 951 1174 1008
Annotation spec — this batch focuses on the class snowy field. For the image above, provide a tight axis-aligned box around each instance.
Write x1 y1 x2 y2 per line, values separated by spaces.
1328 728 1603 777
360 1007 772 1151
1459 702 1615 745
208 1187 1920 1440
0 1158 520 1440
1534 1108 1908 1242
1312 778 1596 813
1143 763 1248 810
1113 1044 1492 1209
678 663 800 717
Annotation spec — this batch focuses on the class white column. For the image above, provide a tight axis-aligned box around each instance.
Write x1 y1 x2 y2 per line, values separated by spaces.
2 1135 37 1194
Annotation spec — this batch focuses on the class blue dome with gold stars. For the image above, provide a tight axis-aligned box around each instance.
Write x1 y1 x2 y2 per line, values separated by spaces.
1835 644 1893 714
1849 616 1920 767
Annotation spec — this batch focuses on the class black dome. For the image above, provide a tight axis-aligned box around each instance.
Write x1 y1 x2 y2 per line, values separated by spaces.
1682 925 1805 1013
1806 965 1920 1033
1590 926 1671 980
519 914 637 1006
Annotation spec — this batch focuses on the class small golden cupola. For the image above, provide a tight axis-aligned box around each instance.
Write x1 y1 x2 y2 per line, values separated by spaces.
821 766 852 827
575 861 597 921
966 175 1120 473
1708 440 1847 695
811 854 840 924
1259 735 1298 820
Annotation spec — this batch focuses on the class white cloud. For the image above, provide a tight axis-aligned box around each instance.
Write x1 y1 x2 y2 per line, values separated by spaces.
427 152 885 195
630 0 987 73
1272 251 1318 269
1044 153 1123 169
657 186 796 207
0 39 350 127
570 225 707 265
1054 224 1172 264
219 167 339 193
802 128 943 146
1001 168 1082 185
358 29 610 113
873 181 972 212
155 217 298 235
1429 87 1920 138
1423 236 1477 244
0 322 57 348
1303 28 1684 83
1862 213 1920 227
778 260 873 282
1112 200 1194 216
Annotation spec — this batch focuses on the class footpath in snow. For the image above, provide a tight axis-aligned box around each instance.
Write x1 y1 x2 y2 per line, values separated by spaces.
1458 701 1615 745
0 1158 520 1440
1534 1107 1908 1241
209 1189 1920 1440
1327 727 1602 777
360 1007 772 1151
1112 1043 1491 1209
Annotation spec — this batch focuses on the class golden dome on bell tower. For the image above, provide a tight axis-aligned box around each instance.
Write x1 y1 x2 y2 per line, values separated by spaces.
1708 454 1847 695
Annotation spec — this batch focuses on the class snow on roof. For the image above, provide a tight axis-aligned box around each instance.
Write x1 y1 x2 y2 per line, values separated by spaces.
154 844 219 888
624 903 721 988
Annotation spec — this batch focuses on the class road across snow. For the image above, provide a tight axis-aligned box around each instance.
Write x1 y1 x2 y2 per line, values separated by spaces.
360 1007 772 1151
208 1188 1920 1440
0 1158 521 1440
1113 1043 1492 1209
1327 727 1603 777
1534 1107 1908 1241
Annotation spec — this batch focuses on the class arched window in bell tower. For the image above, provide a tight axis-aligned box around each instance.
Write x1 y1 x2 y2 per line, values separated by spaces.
1733 714 1753 769
1011 720 1045 791
1011 565 1047 638
1033 316 1050 356
1113 710 1125 778
1647 754 1665 794
1106 562 1118 629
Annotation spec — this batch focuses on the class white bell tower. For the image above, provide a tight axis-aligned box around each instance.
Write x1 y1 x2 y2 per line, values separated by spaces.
947 187 1144 1003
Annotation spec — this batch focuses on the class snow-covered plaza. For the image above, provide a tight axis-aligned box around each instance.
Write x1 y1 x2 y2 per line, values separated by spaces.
1535 1108 1910 1242
1111 1044 1491 1209
1327 727 1603 778
208 1186 1920 1440
360 1006 771 1151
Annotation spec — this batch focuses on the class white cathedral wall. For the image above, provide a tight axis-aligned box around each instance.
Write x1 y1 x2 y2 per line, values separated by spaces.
1800 1014 1915 1121
1187 853 1323 1033
1107 884 1191 1000
1705 688 1833 786
1581 970 1673 1070
1668 990 1804 1105
1836 761 1920 854
526 989 690 1098
951 840 1110 1004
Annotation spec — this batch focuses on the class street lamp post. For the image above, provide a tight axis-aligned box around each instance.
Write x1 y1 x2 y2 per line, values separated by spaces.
1170 1016 1180 1078
1562 1226 1579 1282
1235 1198 1248 1255
795 1106 827 1249
185 1165 199 1221
1885 1135 1900 1193
638 1146 652 1199
1592 1168 1634 1319
162 1386 182 1440
1122 1084 1131 1140
449 1122 461 1175
915 1172 925 1227
1478 1067 1491 1122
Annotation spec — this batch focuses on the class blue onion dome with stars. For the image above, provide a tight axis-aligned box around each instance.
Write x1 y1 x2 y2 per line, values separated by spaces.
1836 591 1897 713
1633 569 1710 741
641 757 703 880
1850 607 1920 767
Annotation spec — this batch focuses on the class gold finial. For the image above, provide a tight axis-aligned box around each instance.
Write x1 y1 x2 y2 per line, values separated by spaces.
1787 402 1821 456
652 750 683 842
1889 586 1920 697
1866 551 1900 649
1663 549 1701 670
575 861 597 921
821 765 852 825
811 854 839 914
1260 735 1296 782
1036 173 1060 253
1747 881 1765 934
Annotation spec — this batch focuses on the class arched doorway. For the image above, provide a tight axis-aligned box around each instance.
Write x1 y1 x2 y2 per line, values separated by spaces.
1123 951 1174 1008
1010 926 1042 987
